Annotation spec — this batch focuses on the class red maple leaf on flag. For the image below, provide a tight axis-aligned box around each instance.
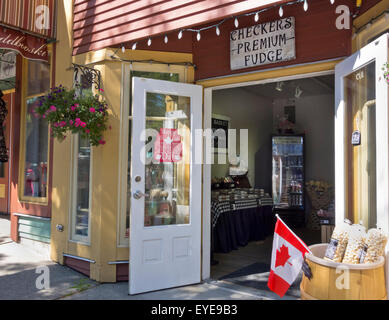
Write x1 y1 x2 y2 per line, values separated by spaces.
275 244 293 268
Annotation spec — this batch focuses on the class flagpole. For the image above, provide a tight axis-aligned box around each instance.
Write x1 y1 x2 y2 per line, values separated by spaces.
275 214 312 254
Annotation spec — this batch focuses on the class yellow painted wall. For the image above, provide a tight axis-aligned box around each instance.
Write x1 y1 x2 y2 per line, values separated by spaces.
50 0 73 265
352 0 389 51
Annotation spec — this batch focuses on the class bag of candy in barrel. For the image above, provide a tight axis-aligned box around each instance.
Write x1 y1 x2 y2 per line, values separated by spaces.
342 223 367 264
362 228 388 264
324 219 352 262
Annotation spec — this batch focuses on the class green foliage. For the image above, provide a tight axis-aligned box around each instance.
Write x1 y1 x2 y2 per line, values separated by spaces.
34 84 109 146
383 63 389 84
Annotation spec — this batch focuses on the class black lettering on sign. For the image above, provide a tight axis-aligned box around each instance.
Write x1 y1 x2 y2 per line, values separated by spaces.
230 17 296 70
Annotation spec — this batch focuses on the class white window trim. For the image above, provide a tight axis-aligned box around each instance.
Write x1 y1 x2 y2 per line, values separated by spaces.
334 33 389 233
68 71 94 245
69 133 93 245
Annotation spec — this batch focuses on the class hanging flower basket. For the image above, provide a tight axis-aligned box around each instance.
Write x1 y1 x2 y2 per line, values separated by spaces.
383 62 389 85
34 85 109 146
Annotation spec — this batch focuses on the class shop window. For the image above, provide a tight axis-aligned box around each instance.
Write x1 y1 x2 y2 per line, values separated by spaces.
70 135 92 242
20 59 50 201
118 70 180 246
345 62 376 228
70 74 93 243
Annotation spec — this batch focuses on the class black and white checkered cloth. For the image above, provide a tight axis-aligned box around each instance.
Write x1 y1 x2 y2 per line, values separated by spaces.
211 195 274 228
231 198 259 211
211 201 231 228
259 196 274 206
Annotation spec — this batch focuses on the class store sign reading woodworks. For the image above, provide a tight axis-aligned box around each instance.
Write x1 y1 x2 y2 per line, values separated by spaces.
230 17 295 70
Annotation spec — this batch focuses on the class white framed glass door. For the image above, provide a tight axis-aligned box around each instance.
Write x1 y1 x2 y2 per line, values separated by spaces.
129 77 203 294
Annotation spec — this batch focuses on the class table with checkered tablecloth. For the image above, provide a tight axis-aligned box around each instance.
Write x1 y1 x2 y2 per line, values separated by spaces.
211 196 274 255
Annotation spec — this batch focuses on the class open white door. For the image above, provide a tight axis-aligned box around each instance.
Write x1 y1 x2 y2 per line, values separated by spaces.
335 33 389 296
129 77 203 295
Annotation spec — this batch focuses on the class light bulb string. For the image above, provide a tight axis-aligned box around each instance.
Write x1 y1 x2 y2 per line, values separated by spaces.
122 0 307 49
108 55 197 69
121 0 363 50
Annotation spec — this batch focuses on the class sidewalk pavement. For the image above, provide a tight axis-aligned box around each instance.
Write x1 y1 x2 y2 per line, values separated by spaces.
0 216 298 300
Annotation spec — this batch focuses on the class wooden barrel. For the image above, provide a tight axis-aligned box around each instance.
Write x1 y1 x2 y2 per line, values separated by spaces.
300 243 387 300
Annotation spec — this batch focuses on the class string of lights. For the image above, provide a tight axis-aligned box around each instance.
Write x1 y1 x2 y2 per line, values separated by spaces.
120 0 338 52
109 55 197 69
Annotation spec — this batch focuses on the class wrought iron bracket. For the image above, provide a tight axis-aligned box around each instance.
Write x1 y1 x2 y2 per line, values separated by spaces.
72 63 101 90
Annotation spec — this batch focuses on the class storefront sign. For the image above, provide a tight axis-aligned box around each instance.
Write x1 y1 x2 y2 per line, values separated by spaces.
230 17 296 70
0 28 48 62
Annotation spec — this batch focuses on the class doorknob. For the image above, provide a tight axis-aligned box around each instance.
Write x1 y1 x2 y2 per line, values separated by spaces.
133 190 146 200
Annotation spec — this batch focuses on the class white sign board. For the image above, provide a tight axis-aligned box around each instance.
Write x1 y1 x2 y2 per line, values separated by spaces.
230 17 296 70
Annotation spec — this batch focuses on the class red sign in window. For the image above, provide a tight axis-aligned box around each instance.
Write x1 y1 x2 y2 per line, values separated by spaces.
153 128 183 163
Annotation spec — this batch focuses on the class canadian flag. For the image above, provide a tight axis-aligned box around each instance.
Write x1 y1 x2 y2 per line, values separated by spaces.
267 215 311 298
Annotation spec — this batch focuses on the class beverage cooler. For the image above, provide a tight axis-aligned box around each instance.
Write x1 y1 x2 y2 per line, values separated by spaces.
272 135 305 227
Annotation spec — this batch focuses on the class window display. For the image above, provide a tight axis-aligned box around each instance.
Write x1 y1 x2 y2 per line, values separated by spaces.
22 59 50 199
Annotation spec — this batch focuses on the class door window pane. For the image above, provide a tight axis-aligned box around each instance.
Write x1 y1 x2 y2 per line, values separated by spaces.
344 62 376 228
23 97 48 197
122 72 179 240
144 93 191 227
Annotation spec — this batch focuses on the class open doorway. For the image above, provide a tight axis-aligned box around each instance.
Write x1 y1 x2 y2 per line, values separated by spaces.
207 73 335 291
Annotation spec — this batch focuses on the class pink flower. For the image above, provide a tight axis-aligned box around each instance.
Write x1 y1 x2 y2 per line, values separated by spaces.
42 114 46 118
99 139 106 145
69 120 74 125
50 105 56 111
99 89 104 92
90 107 95 113
71 106 76 111
85 129 90 133
80 122 87 128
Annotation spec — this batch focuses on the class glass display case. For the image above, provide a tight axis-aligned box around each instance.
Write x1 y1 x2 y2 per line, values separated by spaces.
272 135 305 213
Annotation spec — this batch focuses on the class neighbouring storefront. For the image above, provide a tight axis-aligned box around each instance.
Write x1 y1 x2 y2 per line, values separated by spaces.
50 0 389 297
0 0 56 257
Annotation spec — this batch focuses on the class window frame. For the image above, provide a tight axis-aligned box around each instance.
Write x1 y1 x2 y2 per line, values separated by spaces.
69 133 93 244
68 72 94 244
18 52 52 204
117 62 188 247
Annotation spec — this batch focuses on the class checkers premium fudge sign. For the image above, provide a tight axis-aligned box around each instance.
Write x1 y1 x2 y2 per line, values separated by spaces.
230 17 296 70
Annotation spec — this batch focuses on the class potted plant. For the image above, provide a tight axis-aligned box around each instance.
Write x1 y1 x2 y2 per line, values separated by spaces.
34 85 109 146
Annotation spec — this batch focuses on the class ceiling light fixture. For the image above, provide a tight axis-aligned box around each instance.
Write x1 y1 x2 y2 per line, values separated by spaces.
276 82 284 92
295 86 303 98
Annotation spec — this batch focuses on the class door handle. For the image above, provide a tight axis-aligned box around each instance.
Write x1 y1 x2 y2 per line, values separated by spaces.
133 190 146 200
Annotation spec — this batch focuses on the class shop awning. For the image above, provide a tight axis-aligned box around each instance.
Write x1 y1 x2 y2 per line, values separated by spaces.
0 0 56 39
0 0 56 62
0 27 48 62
